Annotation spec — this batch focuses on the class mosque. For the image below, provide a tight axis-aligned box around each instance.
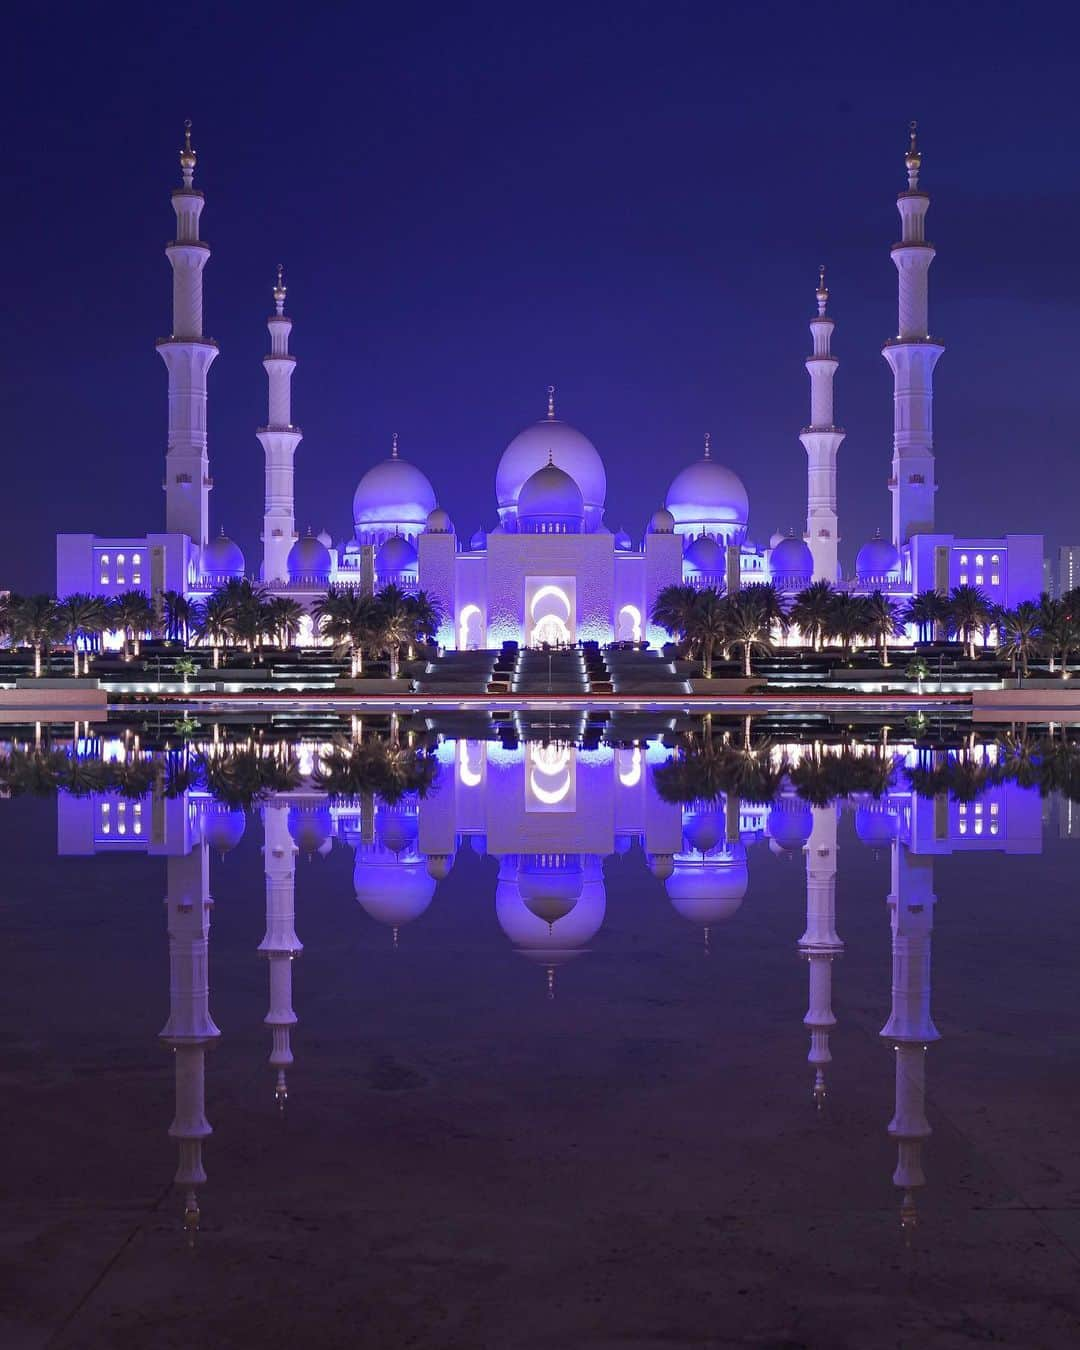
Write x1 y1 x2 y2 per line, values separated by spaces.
56 122 1043 645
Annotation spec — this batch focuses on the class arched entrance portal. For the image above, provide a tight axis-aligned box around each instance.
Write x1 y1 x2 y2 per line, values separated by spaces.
527 580 576 646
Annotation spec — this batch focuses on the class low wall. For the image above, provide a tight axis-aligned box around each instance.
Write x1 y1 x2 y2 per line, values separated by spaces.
688 678 763 695
334 679 415 694
973 687 1080 718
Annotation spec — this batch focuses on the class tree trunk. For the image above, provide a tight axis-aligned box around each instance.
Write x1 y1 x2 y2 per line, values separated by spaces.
213 645 221 670
34 645 42 678
880 633 890 667
743 643 752 678
702 639 713 680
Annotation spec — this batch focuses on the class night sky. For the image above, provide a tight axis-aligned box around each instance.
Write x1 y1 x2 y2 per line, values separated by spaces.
5 1 1077 591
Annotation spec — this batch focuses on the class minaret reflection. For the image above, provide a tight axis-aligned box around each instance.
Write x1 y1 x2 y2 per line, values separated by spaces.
158 837 219 1242
880 839 939 1235
259 800 302 1109
797 804 842 1108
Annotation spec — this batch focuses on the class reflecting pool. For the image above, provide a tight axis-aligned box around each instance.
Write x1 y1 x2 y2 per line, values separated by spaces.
4 717 1080 1347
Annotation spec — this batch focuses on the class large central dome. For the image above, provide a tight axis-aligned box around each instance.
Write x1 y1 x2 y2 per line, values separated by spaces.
496 392 606 518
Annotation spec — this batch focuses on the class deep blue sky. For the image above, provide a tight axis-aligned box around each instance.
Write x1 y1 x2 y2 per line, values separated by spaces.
4 1 1076 590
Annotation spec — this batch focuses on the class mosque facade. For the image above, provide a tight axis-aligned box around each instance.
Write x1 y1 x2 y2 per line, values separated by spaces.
56 122 1043 644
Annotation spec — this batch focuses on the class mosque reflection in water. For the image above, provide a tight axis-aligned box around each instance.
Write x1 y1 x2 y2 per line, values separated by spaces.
47 723 1044 1243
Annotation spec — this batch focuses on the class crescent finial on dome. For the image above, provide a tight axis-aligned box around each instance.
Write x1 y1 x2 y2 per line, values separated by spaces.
547 447 554 467
816 264 828 316
179 118 196 187
703 432 711 461
273 263 287 315
905 119 921 189
391 431 399 459
546 385 556 419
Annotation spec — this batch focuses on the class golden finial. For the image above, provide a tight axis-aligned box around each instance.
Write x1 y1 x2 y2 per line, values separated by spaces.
182 1189 201 1247
391 432 399 459
546 966 556 1000
273 263 286 315
546 384 556 419
703 432 711 461
816 264 828 316
547 447 554 467
179 118 197 187
905 120 922 189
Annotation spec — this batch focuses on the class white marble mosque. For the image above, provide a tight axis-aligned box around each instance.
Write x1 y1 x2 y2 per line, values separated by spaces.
51 728 1044 1233
55 122 1043 647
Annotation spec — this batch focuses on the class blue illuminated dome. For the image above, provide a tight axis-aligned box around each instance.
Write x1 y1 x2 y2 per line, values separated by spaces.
857 534 900 579
767 799 814 850
666 859 749 923
352 440 437 539
288 804 332 855
614 528 632 550
469 528 487 550
770 535 813 581
683 534 723 575
497 404 606 522
202 804 246 854
424 507 453 533
375 534 418 575
649 506 675 534
517 460 585 533
203 529 245 578
666 444 749 535
287 531 331 583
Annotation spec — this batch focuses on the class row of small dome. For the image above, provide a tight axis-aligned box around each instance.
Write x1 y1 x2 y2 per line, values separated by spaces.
685 531 901 581
202 527 421 583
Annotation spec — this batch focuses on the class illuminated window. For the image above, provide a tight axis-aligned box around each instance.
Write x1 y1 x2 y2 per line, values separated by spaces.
990 802 999 815
975 574 984 585
974 820 983 836
958 821 967 835
991 553 1000 564
991 574 1000 586
960 553 968 565
132 553 141 564
976 554 984 566
959 573 968 586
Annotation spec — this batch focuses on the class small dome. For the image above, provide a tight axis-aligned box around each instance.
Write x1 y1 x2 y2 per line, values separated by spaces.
202 805 246 854
287 532 332 582
375 534 418 574
683 810 723 855
288 805 332 855
666 862 748 923
857 534 900 578
649 507 675 534
426 853 453 880
666 450 749 531
770 536 813 579
424 507 453 534
648 853 675 880
203 530 245 578
352 443 437 536
855 802 900 847
517 460 585 531
614 528 633 551
354 862 435 926
316 528 333 548
497 406 606 516
767 799 813 851
683 535 723 574
376 808 418 855
469 528 487 551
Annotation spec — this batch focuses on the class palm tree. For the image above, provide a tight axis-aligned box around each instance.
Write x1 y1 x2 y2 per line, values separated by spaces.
865 590 903 667
0 591 11 649
193 591 233 668
739 582 789 637
947 585 992 660
906 656 930 693
56 593 99 676
373 584 414 678
683 590 730 678
722 592 773 677
214 578 270 652
999 600 1042 676
314 590 382 676
404 589 446 654
9 594 64 677
263 595 305 649
825 593 873 657
650 583 704 648
81 596 110 671
903 589 948 645
789 580 835 651
111 590 155 660
161 589 194 645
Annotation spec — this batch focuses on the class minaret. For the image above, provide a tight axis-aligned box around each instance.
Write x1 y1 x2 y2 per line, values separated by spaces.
798 804 842 1106
157 121 218 550
158 845 220 1239
258 801 302 1107
883 123 945 547
799 267 844 582
879 841 939 1234
258 266 303 583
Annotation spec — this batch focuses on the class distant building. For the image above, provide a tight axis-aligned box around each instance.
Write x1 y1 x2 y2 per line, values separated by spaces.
1058 546 1080 598
56 122 1045 644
